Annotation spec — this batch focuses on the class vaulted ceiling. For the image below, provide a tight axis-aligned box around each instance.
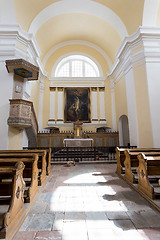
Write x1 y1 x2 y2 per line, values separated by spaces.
13 0 160 73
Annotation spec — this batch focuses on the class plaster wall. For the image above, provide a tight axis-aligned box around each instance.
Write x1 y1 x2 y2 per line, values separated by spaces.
115 75 128 127
145 62 160 147
30 81 40 119
133 63 153 147
0 0 16 24
125 68 139 146
104 79 112 128
0 62 13 150
8 127 24 149
43 78 50 128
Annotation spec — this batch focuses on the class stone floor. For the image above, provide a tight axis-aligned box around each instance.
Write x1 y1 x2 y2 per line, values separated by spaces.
14 163 160 240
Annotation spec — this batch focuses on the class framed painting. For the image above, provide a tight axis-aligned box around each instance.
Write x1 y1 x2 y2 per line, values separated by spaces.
64 88 91 122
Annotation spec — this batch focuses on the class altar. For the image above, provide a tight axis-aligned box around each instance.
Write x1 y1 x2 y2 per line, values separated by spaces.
63 138 94 147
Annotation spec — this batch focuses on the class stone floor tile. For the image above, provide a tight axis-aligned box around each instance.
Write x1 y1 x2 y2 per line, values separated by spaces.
88 228 118 240
85 211 112 229
52 212 65 231
102 200 125 212
29 201 48 214
35 230 62 240
140 210 160 228
42 182 56 193
62 221 88 240
111 219 136 231
26 213 55 231
13 164 160 240
14 231 37 240
49 201 66 212
120 200 151 212
106 211 130 220
19 214 35 231
114 229 145 240
138 228 160 240
127 211 152 228
64 211 86 221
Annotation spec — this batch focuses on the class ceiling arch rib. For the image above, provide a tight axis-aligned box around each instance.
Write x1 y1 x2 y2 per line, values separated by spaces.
29 0 128 40
42 40 112 70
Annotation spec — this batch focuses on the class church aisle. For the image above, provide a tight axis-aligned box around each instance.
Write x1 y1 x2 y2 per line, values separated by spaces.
14 164 160 240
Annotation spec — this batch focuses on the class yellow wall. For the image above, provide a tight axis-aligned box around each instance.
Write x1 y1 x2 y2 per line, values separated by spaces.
133 64 153 147
156 1 160 26
43 78 50 128
92 0 144 35
115 75 128 128
42 45 109 129
43 45 109 75
14 0 59 31
8 127 22 149
30 81 40 119
104 78 112 128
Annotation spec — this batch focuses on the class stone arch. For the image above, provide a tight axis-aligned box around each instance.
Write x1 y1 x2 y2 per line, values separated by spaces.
118 115 130 146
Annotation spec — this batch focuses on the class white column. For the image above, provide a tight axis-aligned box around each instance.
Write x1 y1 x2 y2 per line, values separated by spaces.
57 88 64 121
49 87 56 121
99 87 106 122
143 0 159 26
125 68 139 146
0 61 13 149
91 88 98 121
146 61 160 147
110 80 117 131
0 0 16 24
38 75 45 130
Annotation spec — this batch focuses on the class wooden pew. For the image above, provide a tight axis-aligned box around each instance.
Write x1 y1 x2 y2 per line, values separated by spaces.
0 162 25 239
0 154 39 203
116 147 160 175
124 150 160 183
24 147 51 175
137 153 160 199
0 150 47 186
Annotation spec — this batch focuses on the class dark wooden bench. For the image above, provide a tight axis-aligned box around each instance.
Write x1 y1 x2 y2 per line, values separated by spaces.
0 153 39 203
0 162 25 239
137 153 160 199
124 150 160 183
0 150 47 186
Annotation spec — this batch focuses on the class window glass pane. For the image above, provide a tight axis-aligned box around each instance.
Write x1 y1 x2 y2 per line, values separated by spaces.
85 62 97 77
56 62 69 77
55 55 100 77
72 61 83 77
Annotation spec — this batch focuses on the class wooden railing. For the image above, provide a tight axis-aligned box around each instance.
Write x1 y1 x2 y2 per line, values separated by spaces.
51 146 117 162
37 131 119 148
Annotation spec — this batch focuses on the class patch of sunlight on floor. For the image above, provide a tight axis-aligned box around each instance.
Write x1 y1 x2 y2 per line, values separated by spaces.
63 172 108 184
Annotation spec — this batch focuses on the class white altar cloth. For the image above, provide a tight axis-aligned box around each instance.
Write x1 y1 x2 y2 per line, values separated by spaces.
63 138 94 147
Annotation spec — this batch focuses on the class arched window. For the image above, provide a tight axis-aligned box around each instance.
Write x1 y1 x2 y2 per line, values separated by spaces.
55 55 100 77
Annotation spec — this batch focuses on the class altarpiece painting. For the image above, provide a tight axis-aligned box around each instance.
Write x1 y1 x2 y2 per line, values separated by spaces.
64 88 90 122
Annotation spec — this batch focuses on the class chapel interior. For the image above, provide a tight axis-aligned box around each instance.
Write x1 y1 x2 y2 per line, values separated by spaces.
0 0 160 240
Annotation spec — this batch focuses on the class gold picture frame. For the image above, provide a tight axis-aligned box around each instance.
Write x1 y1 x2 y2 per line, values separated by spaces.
64 87 91 123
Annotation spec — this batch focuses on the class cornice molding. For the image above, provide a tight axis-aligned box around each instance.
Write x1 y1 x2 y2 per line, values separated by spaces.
107 26 160 84
0 24 48 79
0 24 41 59
49 77 105 87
